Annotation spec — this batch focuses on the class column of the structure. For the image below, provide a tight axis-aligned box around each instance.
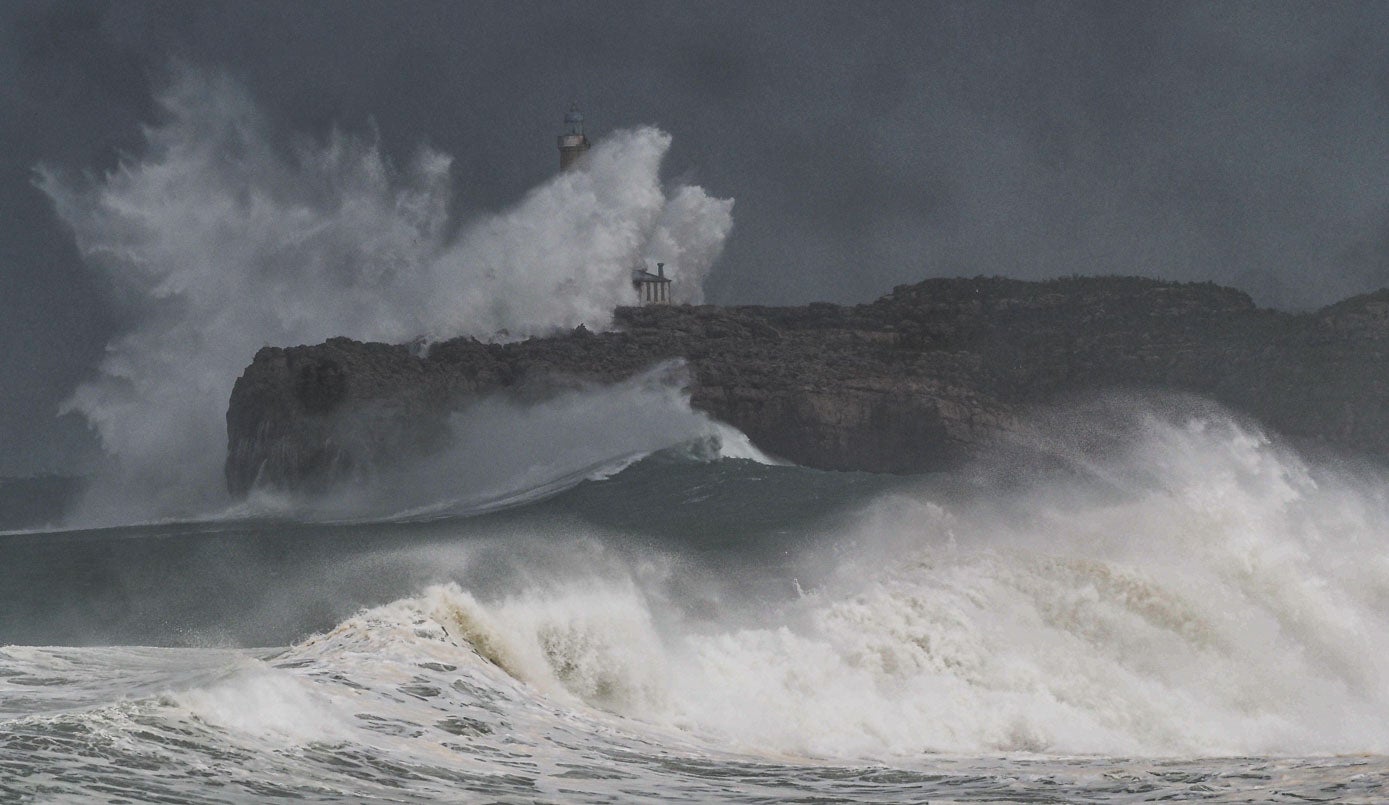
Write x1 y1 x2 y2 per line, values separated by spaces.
557 103 590 172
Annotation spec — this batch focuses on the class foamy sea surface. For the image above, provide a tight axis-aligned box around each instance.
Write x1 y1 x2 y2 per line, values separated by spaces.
4 640 1386 803
5 411 1389 802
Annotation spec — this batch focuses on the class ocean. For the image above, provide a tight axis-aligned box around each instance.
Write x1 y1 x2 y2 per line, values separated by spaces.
4 408 1389 802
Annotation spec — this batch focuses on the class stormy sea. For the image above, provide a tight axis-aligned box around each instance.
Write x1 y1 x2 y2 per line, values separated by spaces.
7 70 1389 802
6 410 1389 802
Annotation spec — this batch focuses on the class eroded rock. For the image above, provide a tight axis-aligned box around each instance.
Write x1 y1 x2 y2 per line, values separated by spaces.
224 276 1389 495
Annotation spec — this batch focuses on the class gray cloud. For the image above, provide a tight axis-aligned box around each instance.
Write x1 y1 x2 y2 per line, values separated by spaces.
5 0 1389 473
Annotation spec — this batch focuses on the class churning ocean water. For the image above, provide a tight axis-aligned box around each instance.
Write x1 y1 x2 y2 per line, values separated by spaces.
5 408 1389 803
16 63 1389 802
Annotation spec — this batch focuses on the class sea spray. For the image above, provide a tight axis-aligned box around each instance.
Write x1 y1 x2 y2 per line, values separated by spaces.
293 361 767 521
7 405 1389 800
311 406 1389 759
38 67 733 525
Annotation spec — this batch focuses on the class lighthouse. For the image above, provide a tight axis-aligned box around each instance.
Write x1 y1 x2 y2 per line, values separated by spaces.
557 103 590 171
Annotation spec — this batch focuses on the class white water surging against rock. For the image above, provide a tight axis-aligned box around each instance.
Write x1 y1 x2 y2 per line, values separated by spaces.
38 69 733 523
274 361 774 522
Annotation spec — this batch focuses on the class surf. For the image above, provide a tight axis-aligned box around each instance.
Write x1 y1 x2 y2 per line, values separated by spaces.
36 67 733 529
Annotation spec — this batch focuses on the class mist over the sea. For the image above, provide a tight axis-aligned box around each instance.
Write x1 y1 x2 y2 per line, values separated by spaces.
6 4 1389 801
10 2 1389 478
7 400 1389 800
37 68 731 526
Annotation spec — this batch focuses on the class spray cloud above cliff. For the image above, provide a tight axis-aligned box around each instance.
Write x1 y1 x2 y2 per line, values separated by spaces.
9 3 1389 475
38 68 732 522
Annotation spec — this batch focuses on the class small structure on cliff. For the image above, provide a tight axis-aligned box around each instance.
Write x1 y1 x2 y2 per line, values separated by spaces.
553 105 672 305
226 276 1389 497
632 262 673 305
557 103 590 171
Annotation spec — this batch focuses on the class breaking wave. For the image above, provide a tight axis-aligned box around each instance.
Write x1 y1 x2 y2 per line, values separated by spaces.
338 412 1389 760
8 405 1389 800
9 408 1389 771
236 361 781 523
37 67 733 526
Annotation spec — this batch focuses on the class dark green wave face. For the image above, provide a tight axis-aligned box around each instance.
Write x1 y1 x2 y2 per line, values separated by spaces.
8 405 1389 803
548 453 910 549
0 455 907 648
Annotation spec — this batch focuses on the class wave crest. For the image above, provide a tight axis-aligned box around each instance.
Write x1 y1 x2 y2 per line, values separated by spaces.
287 408 1389 759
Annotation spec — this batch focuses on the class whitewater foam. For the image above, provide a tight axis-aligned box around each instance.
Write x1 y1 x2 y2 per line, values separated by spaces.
304 409 1389 760
171 664 356 745
6 405 1389 800
218 361 773 524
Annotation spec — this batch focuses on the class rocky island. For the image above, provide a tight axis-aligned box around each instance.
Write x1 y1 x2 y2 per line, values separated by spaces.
225 275 1389 495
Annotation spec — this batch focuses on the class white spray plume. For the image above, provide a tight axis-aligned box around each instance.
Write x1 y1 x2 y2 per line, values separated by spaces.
354 409 1389 759
37 68 733 523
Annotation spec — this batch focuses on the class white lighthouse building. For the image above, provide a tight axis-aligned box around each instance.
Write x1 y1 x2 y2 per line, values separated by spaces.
555 105 674 306
557 103 590 171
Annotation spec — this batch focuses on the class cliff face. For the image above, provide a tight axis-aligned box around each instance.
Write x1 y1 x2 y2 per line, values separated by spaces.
224 276 1389 495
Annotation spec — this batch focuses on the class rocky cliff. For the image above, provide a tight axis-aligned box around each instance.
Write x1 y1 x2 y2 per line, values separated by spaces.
225 276 1389 495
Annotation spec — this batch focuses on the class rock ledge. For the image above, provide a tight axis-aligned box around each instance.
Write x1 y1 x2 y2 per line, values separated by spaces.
225 275 1389 495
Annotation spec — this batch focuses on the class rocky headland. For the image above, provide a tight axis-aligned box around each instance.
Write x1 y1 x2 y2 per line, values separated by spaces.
225 275 1389 495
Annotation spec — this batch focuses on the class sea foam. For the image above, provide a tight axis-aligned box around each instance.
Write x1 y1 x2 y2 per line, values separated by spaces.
336 408 1389 759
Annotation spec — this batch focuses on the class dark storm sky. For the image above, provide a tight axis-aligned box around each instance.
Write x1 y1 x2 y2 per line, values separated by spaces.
4 0 1389 473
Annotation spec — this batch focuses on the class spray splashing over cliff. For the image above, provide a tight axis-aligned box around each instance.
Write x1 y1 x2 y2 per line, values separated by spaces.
38 69 733 525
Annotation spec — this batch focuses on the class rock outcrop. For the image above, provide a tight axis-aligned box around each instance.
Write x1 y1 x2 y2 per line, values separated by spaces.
225 275 1389 495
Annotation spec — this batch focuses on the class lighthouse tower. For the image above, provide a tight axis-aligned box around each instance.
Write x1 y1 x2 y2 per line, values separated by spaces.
557 103 590 171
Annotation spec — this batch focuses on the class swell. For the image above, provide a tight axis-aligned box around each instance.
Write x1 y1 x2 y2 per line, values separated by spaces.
315 407 1389 759
8 404 1389 764
228 362 783 525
